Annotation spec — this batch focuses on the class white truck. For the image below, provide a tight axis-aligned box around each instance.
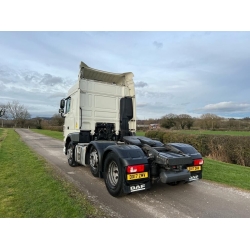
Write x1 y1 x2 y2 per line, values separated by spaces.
59 61 203 197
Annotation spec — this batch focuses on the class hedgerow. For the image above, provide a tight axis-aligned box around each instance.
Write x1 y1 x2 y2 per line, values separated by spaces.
145 130 250 167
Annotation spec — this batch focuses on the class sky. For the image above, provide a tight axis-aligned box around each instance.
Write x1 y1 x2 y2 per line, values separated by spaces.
1 1 250 120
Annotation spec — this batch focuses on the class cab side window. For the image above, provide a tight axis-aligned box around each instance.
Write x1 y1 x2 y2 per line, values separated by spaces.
65 97 71 113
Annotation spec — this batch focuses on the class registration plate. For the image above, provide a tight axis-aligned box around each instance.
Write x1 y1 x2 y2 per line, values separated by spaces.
127 172 148 180
187 166 201 171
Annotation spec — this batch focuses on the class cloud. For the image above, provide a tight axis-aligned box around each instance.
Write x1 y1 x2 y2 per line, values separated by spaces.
137 103 148 108
48 92 67 99
0 65 74 117
136 89 174 99
198 102 250 113
153 41 163 49
0 82 6 90
135 81 148 88
39 74 64 85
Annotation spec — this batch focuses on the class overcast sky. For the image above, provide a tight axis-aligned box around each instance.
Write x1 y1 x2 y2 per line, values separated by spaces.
1 2 250 120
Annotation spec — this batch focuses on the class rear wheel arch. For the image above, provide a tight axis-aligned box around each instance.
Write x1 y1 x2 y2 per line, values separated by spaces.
101 149 113 172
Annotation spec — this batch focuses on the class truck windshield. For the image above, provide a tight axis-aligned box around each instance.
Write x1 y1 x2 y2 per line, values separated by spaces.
65 97 71 113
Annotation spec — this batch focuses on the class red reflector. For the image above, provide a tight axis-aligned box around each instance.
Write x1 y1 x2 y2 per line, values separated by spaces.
127 164 145 173
193 159 204 166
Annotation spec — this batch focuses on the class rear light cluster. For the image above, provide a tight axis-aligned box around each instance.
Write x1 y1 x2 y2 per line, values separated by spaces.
193 159 204 166
126 164 145 173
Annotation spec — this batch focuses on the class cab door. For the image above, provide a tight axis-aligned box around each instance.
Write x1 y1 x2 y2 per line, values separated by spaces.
63 97 75 138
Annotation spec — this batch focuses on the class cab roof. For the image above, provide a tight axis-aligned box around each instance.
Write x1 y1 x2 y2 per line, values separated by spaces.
79 61 134 85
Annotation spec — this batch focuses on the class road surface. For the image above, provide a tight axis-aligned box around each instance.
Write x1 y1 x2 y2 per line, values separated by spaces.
15 128 250 218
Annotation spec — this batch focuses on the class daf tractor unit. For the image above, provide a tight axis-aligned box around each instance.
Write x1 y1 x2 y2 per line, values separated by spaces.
59 61 203 197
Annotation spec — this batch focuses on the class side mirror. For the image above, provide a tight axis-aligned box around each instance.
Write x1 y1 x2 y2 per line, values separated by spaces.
59 108 64 114
0 109 5 117
60 99 65 109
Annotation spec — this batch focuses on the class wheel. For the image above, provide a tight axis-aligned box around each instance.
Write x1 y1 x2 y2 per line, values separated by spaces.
67 141 76 167
104 152 123 197
89 146 99 177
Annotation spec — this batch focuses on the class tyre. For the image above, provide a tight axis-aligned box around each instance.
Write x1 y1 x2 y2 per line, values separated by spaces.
67 141 77 167
89 146 99 177
104 152 123 197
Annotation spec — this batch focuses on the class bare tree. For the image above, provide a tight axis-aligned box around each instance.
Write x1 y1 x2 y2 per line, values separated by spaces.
0 104 8 127
200 113 222 130
34 116 43 129
160 113 177 129
6 101 31 127
176 114 194 129
51 114 64 126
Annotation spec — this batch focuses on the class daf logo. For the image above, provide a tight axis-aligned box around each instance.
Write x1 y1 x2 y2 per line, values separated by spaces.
130 184 146 192
189 175 199 181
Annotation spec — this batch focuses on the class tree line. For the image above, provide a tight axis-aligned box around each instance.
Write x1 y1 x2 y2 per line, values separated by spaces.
1 101 250 131
0 101 64 128
138 113 250 131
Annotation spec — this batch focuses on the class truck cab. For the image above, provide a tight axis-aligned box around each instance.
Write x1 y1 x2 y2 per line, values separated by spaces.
59 61 136 147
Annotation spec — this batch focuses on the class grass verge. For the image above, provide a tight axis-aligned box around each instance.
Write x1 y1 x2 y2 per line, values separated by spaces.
0 129 106 218
0 128 7 149
203 157 250 190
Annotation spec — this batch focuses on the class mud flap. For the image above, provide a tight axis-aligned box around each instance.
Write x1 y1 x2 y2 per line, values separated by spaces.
188 174 200 182
123 180 151 194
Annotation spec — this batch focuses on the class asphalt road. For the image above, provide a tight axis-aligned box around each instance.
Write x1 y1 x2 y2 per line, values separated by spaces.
15 128 250 218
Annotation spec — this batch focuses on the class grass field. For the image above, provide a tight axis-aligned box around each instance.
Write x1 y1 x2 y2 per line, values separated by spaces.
0 128 106 218
172 129 250 136
136 130 145 136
